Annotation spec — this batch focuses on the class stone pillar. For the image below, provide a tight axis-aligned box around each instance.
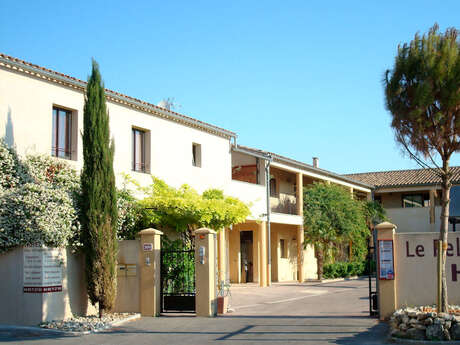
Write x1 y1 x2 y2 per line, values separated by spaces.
138 228 163 317
194 228 217 317
259 221 268 287
375 221 397 320
218 229 226 284
296 172 303 216
296 225 304 283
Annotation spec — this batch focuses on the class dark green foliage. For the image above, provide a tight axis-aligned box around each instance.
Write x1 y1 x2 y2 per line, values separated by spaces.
323 261 366 279
303 183 370 280
161 237 195 294
363 201 387 227
80 60 118 317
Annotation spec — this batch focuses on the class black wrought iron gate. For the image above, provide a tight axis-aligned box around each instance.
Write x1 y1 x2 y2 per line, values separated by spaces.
367 235 378 317
160 248 196 313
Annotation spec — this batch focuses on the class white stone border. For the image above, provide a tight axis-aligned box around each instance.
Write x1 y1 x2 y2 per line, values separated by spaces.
0 313 141 336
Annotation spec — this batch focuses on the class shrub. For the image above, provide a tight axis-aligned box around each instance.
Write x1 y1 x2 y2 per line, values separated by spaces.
0 144 81 253
117 188 143 240
323 261 366 279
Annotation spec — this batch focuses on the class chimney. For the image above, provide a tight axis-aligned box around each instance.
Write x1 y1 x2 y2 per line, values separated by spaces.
312 157 319 168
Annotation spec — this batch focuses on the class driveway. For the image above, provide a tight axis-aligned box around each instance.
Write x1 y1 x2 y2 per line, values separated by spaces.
1 278 388 344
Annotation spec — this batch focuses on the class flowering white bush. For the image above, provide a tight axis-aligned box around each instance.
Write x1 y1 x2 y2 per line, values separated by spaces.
0 139 30 192
0 141 81 253
117 188 142 240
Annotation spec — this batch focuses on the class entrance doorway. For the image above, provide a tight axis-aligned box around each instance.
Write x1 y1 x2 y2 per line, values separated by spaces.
240 231 254 283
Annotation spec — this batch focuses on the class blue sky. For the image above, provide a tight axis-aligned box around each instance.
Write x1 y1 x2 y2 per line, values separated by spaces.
1 1 459 174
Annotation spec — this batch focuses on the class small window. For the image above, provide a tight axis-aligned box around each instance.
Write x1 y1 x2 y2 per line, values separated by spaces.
402 194 429 208
192 143 201 167
280 239 287 258
270 178 277 197
51 107 73 160
132 128 147 173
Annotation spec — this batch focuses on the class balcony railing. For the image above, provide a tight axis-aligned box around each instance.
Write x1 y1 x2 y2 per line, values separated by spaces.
270 196 298 215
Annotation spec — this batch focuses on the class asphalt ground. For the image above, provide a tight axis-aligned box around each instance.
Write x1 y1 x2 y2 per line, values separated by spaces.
0 278 389 344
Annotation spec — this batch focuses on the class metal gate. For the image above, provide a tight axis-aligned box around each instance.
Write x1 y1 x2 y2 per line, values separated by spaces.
367 234 378 317
160 248 196 313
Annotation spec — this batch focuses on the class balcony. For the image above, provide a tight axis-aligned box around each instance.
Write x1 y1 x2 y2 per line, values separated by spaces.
270 194 298 215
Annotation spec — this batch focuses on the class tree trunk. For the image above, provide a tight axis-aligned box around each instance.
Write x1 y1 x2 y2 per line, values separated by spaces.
315 244 324 281
99 307 104 319
439 159 451 313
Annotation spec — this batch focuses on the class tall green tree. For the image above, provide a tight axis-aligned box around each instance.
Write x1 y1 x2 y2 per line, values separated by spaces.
303 183 369 280
384 24 460 312
80 60 118 317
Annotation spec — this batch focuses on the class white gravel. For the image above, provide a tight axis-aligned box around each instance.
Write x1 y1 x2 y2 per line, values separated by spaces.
39 313 138 333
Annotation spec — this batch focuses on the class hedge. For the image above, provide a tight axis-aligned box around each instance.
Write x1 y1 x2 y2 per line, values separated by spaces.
323 261 368 279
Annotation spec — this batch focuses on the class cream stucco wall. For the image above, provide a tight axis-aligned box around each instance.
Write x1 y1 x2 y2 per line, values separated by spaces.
0 247 97 326
0 68 231 195
394 232 460 308
387 206 453 233
114 240 140 313
271 224 298 282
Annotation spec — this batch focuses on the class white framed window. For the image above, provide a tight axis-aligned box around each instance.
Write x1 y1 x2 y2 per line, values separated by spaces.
132 128 150 173
52 106 77 160
192 143 201 167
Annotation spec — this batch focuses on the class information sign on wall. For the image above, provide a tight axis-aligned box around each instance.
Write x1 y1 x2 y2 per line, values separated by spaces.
23 247 63 293
378 240 395 280
143 243 153 251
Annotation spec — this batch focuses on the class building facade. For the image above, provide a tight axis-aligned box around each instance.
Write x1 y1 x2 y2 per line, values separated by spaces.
0 53 372 286
345 168 460 233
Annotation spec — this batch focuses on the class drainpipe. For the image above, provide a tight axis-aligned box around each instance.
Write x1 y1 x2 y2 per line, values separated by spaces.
265 157 272 286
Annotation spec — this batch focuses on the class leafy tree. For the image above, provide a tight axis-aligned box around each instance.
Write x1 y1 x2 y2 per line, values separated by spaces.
138 176 250 245
80 60 118 317
303 183 369 280
384 24 460 312
363 201 387 228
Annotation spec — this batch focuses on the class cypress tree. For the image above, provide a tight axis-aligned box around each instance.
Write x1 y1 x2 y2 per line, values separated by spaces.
80 60 118 317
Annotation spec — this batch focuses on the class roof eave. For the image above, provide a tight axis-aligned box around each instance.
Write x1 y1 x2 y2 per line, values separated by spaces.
0 54 236 139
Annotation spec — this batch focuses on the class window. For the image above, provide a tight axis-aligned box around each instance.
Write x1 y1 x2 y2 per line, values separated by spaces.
280 239 287 258
132 128 146 172
402 194 429 208
270 178 277 197
51 107 73 159
192 143 201 167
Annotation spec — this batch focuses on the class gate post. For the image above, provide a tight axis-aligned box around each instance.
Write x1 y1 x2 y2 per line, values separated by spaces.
194 228 217 317
139 228 163 317
375 222 397 320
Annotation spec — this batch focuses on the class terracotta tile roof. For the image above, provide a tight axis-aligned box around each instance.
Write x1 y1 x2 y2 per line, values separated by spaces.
234 145 373 189
344 167 460 189
0 53 236 138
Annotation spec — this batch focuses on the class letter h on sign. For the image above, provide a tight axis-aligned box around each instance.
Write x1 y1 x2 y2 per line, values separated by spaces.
453 264 460 282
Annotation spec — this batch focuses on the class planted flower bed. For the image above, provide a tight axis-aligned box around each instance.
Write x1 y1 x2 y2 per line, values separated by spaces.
390 306 460 341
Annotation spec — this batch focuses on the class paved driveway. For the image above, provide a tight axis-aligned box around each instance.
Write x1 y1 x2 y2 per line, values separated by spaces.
1 278 388 344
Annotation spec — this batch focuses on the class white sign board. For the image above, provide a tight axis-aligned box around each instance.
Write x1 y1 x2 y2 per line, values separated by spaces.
378 240 395 280
143 243 153 251
23 247 62 293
